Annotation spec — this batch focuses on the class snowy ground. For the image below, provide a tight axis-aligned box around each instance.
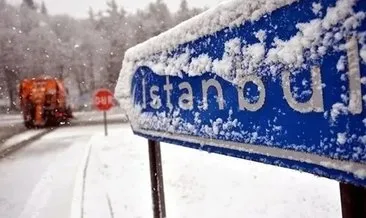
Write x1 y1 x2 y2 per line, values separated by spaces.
0 125 114 218
84 124 342 218
0 122 342 218
0 129 47 154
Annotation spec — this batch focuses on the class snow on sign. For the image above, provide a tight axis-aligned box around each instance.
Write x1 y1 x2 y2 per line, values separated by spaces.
115 0 366 186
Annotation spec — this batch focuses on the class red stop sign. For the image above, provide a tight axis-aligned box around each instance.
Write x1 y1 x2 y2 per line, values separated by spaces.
94 88 114 111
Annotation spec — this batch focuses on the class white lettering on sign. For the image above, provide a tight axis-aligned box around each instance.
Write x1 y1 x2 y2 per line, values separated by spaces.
237 75 266 112
150 85 161 109
142 78 147 109
163 76 173 109
178 82 193 110
282 67 324 113
95 96 113 105
346 36 362 115
202 79 224 110
138 40 364 114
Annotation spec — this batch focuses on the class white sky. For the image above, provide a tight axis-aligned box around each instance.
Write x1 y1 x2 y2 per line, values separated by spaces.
11 0 225 18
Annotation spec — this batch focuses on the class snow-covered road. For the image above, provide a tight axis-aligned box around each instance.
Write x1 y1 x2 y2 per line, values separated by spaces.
0 125 114 218
0 123 342 218
0 108 127 127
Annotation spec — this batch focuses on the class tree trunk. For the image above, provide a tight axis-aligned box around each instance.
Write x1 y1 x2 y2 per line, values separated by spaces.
4 68 18 111
59 64 64 80
74 67 88 97
88 52 95 91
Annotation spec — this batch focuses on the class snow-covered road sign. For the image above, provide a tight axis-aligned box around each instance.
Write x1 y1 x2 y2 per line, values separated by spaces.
116 0 366 186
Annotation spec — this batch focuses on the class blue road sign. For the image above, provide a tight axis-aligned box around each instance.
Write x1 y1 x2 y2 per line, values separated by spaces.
118 0 366 186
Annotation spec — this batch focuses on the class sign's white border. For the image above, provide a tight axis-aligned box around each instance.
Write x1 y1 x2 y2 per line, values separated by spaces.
136 128 366 180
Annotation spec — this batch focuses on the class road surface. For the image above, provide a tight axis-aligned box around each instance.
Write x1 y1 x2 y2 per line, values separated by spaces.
0 109 127 143
0 108 127 127
0 124 117 218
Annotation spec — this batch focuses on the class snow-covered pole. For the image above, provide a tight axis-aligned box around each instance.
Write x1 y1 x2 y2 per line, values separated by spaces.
148 139 166 218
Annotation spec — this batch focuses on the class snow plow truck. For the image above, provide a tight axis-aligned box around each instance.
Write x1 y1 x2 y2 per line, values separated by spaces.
19 77 73 128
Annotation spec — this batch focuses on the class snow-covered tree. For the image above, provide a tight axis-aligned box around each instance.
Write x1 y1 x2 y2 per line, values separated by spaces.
145 0 173 36
22 23 59 77
174 0 203 25
0 2 25 110
94 0 129 90
22 0 36 10
0 0 204 111
19 3 39 34
41 1 48 15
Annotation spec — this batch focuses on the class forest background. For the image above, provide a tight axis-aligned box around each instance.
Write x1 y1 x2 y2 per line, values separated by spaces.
0 0 202 111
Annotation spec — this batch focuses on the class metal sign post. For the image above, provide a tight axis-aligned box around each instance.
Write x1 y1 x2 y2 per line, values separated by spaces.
148 139 166 218
340 183 366 218
104 111 108 136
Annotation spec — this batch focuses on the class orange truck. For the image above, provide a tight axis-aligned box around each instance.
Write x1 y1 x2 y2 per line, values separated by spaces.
18 77 73 128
